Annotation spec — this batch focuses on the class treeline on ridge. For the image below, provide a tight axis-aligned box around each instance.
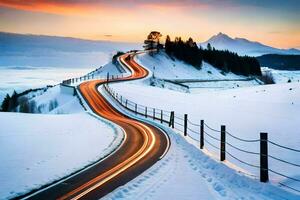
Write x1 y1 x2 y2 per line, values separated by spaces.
164 35 262 76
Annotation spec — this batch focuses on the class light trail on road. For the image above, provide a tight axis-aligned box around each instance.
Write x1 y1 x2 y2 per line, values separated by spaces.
23 52 170 200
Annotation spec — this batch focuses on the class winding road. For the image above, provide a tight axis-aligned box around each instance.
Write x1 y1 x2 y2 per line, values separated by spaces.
23 53 170 200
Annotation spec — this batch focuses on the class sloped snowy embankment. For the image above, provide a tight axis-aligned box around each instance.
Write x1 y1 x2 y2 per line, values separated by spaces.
134 52 260 92
0 86 123 199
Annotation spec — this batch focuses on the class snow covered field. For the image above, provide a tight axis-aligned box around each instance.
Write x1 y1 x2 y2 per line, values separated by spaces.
0 112 122 199
100 87 299 200
110 82 300 177
104 52 300 195
0 83 124 199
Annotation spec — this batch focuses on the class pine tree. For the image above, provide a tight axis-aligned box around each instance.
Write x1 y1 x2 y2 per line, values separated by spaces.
165 35 171 53
1 94 10 111
8 90 18 111
207 43 212 51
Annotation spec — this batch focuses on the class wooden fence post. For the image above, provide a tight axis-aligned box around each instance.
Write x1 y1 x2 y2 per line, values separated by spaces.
107 72 109 83
145 107 148 118
135 103 137 114
260 132 269 182
184 114 188 136
120 96 122 105
169 111 174 128
220 125 226 161
153 108 155 120
125 99 128 108
160 110 163 123
200 120 204 149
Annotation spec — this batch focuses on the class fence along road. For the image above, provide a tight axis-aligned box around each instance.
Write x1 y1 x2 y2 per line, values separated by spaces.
23 53 170 200
104 81 300 194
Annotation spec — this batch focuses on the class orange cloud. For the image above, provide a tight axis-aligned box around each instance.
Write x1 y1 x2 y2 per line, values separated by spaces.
0 0 211 15
0 0 112 15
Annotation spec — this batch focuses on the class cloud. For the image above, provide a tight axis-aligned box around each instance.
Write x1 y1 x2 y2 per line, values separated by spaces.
1 0 299 16
0 0 211 15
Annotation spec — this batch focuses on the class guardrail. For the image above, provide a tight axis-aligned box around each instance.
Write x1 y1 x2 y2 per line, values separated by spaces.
61 66 126 85
103 83 300 194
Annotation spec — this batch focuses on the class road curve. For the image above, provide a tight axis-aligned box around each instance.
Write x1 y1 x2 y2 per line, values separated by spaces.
24 53 170 200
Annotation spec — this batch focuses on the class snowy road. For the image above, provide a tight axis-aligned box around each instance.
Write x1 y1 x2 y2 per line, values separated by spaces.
21 53 170 199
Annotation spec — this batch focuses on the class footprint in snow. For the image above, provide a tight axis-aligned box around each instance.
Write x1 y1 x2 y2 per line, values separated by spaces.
122 188 129 193
114 192 124 199
213 182 226 197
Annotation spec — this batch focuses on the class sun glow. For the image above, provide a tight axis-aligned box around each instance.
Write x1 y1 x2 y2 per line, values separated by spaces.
0 0 299 48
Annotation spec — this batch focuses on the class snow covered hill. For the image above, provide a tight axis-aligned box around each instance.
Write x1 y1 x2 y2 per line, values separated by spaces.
134 52 260 92
199 32 300 56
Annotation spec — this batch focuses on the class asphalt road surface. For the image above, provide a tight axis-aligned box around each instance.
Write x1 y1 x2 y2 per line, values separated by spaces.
22 53 170 200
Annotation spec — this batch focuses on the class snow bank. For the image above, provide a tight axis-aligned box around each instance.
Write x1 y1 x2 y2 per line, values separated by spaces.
262 67 300 84
31 85 83 114
0 112 122 199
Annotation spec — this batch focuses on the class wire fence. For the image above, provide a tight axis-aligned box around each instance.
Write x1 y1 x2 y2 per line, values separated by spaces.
103 83 300 194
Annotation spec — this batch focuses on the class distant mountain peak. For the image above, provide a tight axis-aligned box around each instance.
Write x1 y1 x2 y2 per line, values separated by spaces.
217 32 226 36
209 32 234 44
200 32 300 56
214 32 231 39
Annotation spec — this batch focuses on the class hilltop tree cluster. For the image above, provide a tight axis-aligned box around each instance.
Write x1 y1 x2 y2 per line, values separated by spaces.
164 35 261 76
144 31 163 55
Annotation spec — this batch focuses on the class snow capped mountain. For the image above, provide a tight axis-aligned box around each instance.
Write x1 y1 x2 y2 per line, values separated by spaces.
199 32 300 56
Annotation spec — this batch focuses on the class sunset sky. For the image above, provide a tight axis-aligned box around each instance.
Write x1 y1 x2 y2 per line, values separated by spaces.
0 0 299 49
